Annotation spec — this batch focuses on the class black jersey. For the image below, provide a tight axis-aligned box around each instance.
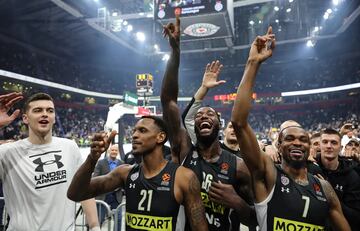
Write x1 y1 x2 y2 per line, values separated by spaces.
183 146 238 231
255 165 329 231
125 161 180 231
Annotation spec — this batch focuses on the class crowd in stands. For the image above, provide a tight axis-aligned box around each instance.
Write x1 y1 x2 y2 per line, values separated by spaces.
0 92 358 149
0 43 136 95
1 42 359 100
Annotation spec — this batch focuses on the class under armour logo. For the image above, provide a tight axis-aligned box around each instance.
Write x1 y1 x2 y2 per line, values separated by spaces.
33 155 64 172
129 183 136 189
190 160 197 165
335 184 343 192
281 187 290 193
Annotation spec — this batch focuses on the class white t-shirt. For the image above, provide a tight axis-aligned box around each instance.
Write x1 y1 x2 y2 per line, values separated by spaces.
0 137 82 231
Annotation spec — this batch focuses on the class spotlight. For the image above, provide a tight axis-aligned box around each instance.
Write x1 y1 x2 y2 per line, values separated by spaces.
249 20 255 25
326 9 333 14
286 8 291 13
154 44 159 50
123 20 128 26
275 19 279 23
289 0 294 2
274 6 279 11
259 20 262 24
162 54 170 61
136 32 146 42
313 26 319 32
126 24 133 32
306 40 315 47
323 12 329 20
332 0 339 6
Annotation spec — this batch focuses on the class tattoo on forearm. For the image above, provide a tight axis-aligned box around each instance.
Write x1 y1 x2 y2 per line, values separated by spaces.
189 174 200 194
190 203 205 227
187 175 206 228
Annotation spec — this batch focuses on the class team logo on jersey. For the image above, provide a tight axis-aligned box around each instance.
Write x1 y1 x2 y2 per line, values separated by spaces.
161 173 171 187
281 175 290 186
281 187 290 193
32 155 64 172
335 184 343 192
220 162 229 175
192 151 198 159
313 183 324 197
162 173 171 182
130 172 139 181
129 183 136 189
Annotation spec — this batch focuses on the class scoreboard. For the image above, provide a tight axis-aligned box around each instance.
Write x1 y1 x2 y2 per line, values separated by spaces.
136 74 153 88
155 0 234 42
136 73 153 96
155 0 227 20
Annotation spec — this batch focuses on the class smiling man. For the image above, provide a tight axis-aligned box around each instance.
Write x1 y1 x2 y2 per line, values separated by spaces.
230 27 351 230
0 92 99 231
67 115 208 231
160 16 256 231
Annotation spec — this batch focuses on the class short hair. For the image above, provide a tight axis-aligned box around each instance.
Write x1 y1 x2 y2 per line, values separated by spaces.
278 125 304 144
320 128 341 140
23 93 54 113
310 132 321 140
141 115 168 144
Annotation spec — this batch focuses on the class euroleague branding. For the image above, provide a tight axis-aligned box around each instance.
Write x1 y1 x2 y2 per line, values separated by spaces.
29 150 67 189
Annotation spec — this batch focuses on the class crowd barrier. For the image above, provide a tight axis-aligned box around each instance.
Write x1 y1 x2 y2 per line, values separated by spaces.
75 199 126 231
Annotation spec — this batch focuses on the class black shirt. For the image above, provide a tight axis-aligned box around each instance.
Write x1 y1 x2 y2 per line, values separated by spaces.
125 161 180 231
183 146 238 231
256 165 329 231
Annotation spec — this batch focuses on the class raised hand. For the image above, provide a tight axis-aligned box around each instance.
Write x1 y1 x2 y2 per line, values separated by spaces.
0 92 23 129
89 130 117 161
202 60 226 89
248 26 275 63
163 15 180 51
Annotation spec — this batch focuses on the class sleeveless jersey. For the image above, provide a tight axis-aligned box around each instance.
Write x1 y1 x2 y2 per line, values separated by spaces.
125 161 180 231
183 146 238 231
255 165 329 231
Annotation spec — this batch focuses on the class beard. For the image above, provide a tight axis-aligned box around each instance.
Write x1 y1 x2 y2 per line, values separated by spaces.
282 154 307 169
195 125 220 146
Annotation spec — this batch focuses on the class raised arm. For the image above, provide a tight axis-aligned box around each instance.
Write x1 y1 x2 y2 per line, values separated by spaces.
231 27 276 199
160 16 191 164
67 131 130 201
0 92 23 129
182 61 225 144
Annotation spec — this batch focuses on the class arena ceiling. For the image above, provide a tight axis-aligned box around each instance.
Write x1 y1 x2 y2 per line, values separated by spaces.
0 0 359 69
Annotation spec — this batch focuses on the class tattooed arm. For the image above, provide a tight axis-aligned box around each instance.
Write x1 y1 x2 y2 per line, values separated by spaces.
319 179 351 231
175 166 208 231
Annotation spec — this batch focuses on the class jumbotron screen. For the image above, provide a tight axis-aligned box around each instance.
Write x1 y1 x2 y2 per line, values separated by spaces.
155 0 227 20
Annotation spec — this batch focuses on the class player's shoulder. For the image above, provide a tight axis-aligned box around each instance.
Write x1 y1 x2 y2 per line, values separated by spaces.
52 136 78 146
176 165 196 179
0 139 25 153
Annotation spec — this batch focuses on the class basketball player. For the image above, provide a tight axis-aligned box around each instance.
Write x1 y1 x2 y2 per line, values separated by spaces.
231 27 350 230
0 92 99 230
160 16 256 230
67 115 208 231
